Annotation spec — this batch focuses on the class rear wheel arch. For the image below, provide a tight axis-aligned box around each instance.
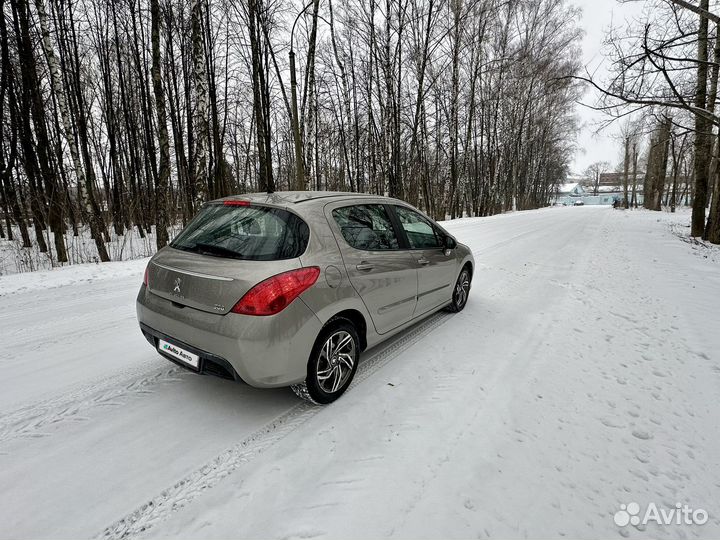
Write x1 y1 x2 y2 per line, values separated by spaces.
293 316 361 404
325 309 367 352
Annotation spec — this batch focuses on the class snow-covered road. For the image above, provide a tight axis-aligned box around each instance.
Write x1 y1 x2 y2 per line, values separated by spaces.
1 207 718 539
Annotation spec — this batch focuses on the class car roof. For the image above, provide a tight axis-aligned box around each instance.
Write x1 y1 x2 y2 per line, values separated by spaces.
215 191 397 206
208 191 448 233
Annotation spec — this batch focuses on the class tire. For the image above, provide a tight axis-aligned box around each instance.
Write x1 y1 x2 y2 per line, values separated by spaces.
446 266 471 313
291 320 360 405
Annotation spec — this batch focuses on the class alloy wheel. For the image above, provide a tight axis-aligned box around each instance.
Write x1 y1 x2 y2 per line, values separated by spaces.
455 269 470 308
315 330 356 394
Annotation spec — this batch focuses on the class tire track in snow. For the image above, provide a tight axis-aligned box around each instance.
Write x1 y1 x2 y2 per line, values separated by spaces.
471 232 535 260
460 208 605 260
0 364 183 445
0 280 135 319
470 223 552 258
96 311 453 540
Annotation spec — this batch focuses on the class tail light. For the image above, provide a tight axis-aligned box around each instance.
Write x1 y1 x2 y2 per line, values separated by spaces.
231 267 320 316
224 200 250 206
143 265 149 287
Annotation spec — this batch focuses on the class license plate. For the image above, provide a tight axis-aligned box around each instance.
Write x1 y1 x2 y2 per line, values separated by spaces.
158 339 199 369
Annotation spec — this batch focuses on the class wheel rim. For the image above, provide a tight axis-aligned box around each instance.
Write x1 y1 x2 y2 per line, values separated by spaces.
454 270 470 307
316 330 356 393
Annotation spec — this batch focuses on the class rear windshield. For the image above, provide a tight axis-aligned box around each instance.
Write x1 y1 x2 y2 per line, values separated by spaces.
170 204 309 260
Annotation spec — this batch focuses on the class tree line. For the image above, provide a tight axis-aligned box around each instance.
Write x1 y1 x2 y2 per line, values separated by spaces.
0 0 583 266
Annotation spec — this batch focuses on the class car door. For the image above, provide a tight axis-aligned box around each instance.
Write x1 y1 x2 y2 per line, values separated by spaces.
327 202 418 335
392 205 456 317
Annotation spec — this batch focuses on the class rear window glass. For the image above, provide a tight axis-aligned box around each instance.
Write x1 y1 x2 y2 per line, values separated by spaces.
170 204 309 260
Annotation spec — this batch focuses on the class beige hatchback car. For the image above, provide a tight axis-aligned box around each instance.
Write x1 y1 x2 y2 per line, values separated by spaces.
137 192 474 403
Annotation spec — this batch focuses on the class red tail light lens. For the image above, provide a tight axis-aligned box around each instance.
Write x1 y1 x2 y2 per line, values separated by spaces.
231 267 320 316
143 265 149 287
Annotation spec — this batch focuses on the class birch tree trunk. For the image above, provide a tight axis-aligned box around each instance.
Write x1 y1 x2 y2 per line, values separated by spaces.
247 0 274 192
25 0 75 262
300 0 321 187
329 0 355 191
191 0 209 204
151 0 169 247
0 0 30 248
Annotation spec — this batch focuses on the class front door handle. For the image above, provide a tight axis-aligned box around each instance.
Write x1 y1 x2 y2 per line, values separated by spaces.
418 258 430 266
356 262 375 271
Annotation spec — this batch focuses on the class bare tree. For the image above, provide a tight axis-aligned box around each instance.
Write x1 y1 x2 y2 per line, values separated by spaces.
191 0 209 203
585 161 611 196
578 0 720 241
151 0 169 248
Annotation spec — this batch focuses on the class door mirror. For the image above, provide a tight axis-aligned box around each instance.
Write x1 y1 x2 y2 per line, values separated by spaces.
444 235 457 252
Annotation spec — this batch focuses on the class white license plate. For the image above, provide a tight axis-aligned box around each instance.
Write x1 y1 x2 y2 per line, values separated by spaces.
158 339 200 369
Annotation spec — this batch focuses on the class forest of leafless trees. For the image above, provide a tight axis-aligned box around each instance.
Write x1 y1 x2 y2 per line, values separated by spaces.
586 0 720 244
0 0 583 268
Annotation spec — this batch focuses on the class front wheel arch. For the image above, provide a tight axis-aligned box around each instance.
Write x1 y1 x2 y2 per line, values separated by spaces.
446 264 472 313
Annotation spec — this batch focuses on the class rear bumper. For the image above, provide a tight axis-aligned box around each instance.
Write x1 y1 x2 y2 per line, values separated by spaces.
139 322 243 381
136 285 323 388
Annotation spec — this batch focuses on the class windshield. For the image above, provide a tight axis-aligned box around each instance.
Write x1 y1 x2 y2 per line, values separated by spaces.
170 204 309 261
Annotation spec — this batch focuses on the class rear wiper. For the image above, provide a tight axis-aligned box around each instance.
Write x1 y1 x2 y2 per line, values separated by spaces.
193 242 244 259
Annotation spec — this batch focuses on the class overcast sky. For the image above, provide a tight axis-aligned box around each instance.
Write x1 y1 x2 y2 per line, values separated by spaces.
570 0 646 175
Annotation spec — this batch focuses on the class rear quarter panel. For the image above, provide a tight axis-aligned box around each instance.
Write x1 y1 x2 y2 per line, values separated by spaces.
295 201 377 342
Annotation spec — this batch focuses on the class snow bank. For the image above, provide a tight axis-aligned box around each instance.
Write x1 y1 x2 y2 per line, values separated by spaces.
0 257 148 297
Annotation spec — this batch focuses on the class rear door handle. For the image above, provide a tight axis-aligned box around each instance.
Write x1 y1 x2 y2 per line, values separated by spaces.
418 258 430 266
356 262 375 271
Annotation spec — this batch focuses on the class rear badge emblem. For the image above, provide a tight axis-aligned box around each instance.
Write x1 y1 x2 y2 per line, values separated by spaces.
173 277 182 296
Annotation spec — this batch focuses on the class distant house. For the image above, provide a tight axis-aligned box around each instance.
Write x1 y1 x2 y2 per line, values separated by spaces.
594 173 646 205
597 171 644 188
553 180 639 206
553 182 586 205
557 182 585 197
560 172 648 206
597 171 694 207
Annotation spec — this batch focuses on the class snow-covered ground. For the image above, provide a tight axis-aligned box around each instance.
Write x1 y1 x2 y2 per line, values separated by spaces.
0 206 718 539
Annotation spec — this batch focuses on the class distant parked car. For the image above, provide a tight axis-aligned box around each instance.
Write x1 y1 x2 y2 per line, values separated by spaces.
137 191 474 404
573 200 585 206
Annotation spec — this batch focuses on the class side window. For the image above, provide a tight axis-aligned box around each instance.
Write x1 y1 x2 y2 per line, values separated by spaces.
332 205 400 250
394 206 442 249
